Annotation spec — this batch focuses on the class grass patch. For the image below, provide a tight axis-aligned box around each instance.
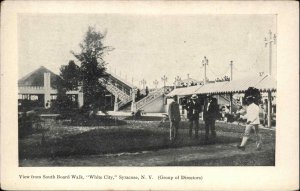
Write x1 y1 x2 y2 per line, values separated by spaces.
168 149 275 166
124 116 166 121
19 118 275 161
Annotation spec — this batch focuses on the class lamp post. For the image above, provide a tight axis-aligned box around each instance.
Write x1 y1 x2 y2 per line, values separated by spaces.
140 79 147 89
161 75 168 93
187 74 190 87
202 56 208 84
174 76 181 89
153 79 159 89
230 61 233 81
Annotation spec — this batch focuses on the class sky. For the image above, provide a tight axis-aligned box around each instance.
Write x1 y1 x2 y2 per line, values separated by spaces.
18 14 276 88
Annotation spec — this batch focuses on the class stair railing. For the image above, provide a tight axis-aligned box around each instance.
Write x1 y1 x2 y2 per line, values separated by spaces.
136 88 164 110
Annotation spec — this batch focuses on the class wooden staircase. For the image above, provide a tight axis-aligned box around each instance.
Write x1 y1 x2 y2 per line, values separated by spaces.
105 83 132 108
135 88 165 110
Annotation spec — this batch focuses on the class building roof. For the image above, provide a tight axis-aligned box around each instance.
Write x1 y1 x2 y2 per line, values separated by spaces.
19 66 135 91
167 85 202 97
18 66 60 88
217 75 277 93
167 75 276 96
255 75 277 92
195 81 229 94
108 72 135 89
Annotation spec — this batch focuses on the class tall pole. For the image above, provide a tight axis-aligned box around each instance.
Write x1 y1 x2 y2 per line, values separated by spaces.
202 56 208 85
187 74 190 87
230 60 233 81
269 40 272 76
265 30 276 76
265 30 276 128
229 61 233 113
204 60 206 84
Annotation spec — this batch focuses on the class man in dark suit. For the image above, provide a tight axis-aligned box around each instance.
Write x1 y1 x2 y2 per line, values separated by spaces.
168 96 181 141
203 95 219 143
187 94 201 139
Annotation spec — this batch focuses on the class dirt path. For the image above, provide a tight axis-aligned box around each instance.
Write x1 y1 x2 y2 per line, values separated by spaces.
20 141 275 166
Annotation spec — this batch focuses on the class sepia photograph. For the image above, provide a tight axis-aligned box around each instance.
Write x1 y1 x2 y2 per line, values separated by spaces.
1 1 298 190
18 14 277 167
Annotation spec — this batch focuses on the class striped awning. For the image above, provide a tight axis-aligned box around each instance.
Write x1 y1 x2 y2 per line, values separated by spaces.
195 81 229 94
166 75 276 96
217 75 276 93
255 75 277 92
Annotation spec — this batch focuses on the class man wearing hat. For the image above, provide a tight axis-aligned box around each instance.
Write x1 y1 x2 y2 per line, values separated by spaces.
203 95 219 143
187 94 201 139
168 95 181 141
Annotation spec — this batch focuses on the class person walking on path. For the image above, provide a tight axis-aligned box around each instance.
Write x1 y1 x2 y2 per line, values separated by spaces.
187 94 201 139
168 95 181 141
237 96 263 151
203 95 219 143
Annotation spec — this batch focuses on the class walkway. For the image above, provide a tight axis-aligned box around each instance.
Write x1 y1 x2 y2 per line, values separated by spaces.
20 141 275 166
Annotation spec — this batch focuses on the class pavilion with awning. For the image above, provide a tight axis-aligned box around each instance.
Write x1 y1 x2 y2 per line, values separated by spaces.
166 75 276 127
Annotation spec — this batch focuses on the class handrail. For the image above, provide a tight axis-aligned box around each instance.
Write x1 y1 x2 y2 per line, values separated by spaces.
106 83 131 102
105 83 132 108
136 88 164 109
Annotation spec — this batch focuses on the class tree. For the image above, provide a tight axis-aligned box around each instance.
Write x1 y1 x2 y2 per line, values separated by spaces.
59 60 80 92
71 27 113 107
51 60 80 113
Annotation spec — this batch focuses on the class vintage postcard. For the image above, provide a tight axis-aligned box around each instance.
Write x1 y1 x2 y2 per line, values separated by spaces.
1 0 299 190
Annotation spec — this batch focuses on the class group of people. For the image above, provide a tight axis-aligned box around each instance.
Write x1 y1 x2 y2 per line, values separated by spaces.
168 94 219 144
168 93 263 151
